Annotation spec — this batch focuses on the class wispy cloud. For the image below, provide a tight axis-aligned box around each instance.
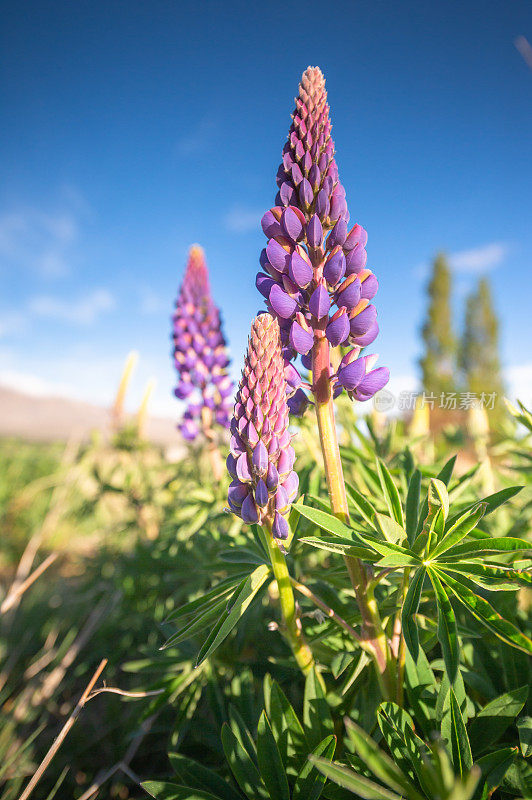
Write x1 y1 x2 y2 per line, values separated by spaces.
224 206 263 234
28 289 115 325
0 207 78 278
448 242 509 274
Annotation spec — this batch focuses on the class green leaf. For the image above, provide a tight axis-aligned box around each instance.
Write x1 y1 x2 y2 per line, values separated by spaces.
268 680 308 768
374 513 406 544
438 454 457 486
165 575 245 622
429 504 486 559
164 596 230 649
309 757 403 800
142 783 221 800
475 747 517 800
446 486 523 530
376 703 417 783
401 567 425 660
517 717 532 759
257 711 290 800
168 754 241 800
345 719 424 799
437 562 532 590
405 470 421 545
440 537 532 561
299 535 376 560
293 735 336 800
304 669 334 749
376 458 405 527
428 568 459 684
437 569 532 655
295 503 354 538
468 687 528 754
345 481 379 528
447 688 473 776
221 723 268 800
196 564 270 665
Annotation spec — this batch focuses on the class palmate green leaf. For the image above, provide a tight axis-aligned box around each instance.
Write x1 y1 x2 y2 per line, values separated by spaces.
142 782 221 800
309 757 403 800
436 562 532 591
428 568 459 684
358 531 420 562
445 486 523 530
304 669 334 749
447 688 473 776
374 513 406 544
345 719 425 800
405 469 421 545
196 564 270 666
293 735 336 800
474 747 517 800
299 535 376 560
295 503 354 537
257 711 290 800
428 503 487 560
437 569 532 655
165 575 246 622
440 536 532 561
375 458 405 527
468 686 528 754
345 482 379 528
401 567 426 660
221 723 268 800
168 754 241 800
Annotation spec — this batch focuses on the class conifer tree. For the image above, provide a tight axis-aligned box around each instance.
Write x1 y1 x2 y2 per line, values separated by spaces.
419 253 456 394
460 277 504 406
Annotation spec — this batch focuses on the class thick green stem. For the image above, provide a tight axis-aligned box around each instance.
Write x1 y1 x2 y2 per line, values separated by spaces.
260 526 316 678
311 335 395 699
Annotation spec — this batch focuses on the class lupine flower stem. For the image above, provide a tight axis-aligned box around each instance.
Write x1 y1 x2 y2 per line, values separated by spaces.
312 335 395 699
259 524 317 679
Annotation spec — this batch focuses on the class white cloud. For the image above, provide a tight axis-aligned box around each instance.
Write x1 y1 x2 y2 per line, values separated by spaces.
224 206 263 234
0 207 79 278
448 242 509 274
28 289 115 325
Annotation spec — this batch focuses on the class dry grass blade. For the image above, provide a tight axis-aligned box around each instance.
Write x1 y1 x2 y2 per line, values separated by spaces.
1 554 58 615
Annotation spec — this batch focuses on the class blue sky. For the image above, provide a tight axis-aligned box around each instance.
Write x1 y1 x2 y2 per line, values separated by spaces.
1 0 531 416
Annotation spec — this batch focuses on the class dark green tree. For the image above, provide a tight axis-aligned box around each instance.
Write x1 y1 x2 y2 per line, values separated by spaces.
460 276 505 403
419 253 456 394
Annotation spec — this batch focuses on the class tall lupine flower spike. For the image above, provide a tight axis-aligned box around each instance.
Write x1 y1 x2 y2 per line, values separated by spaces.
227 313 299 540
257 66 389 406
172 246 233 473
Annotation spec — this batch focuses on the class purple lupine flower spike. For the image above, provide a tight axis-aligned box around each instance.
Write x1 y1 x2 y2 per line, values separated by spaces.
172 245 233 440
227 313 299 540
258 67 389 409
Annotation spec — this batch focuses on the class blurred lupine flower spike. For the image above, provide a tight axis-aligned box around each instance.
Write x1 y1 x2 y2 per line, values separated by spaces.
172 245 233 440
227 313 299 540
257 66 389 408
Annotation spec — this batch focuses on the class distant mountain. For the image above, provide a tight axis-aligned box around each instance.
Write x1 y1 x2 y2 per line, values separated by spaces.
0 385 180 448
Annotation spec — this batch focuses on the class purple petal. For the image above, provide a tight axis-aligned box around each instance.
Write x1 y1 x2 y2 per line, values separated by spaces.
256 272 276 299
323 249 346 286
327 218 348 250
352 321 379 347
241 494 259 524
275 485 289 512
335 276 361 310
298 178 313 207
281 207 304 242
228 481 249 508
226 453 238 479
354 367 390 401
272 511 289 540
326 311 350 347
266 462 279 490
336 357 365 391
343 223 367 251
345 244 367 275
282 471 299 503
252 440 268 475
261 210 282 239
279 182 294 206
308 284 331 319
287 388 310 417
349 305 377 337
236 453 252 482
288 251 313 288
316 189 330 220
289 320 314 355
306 214 323 247
360 273 379 300
269 284 298 319
255 479 269 507
266 239 290 273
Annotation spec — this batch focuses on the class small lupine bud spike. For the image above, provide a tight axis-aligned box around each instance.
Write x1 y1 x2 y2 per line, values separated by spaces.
228 313 299 533
173 245 233 439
